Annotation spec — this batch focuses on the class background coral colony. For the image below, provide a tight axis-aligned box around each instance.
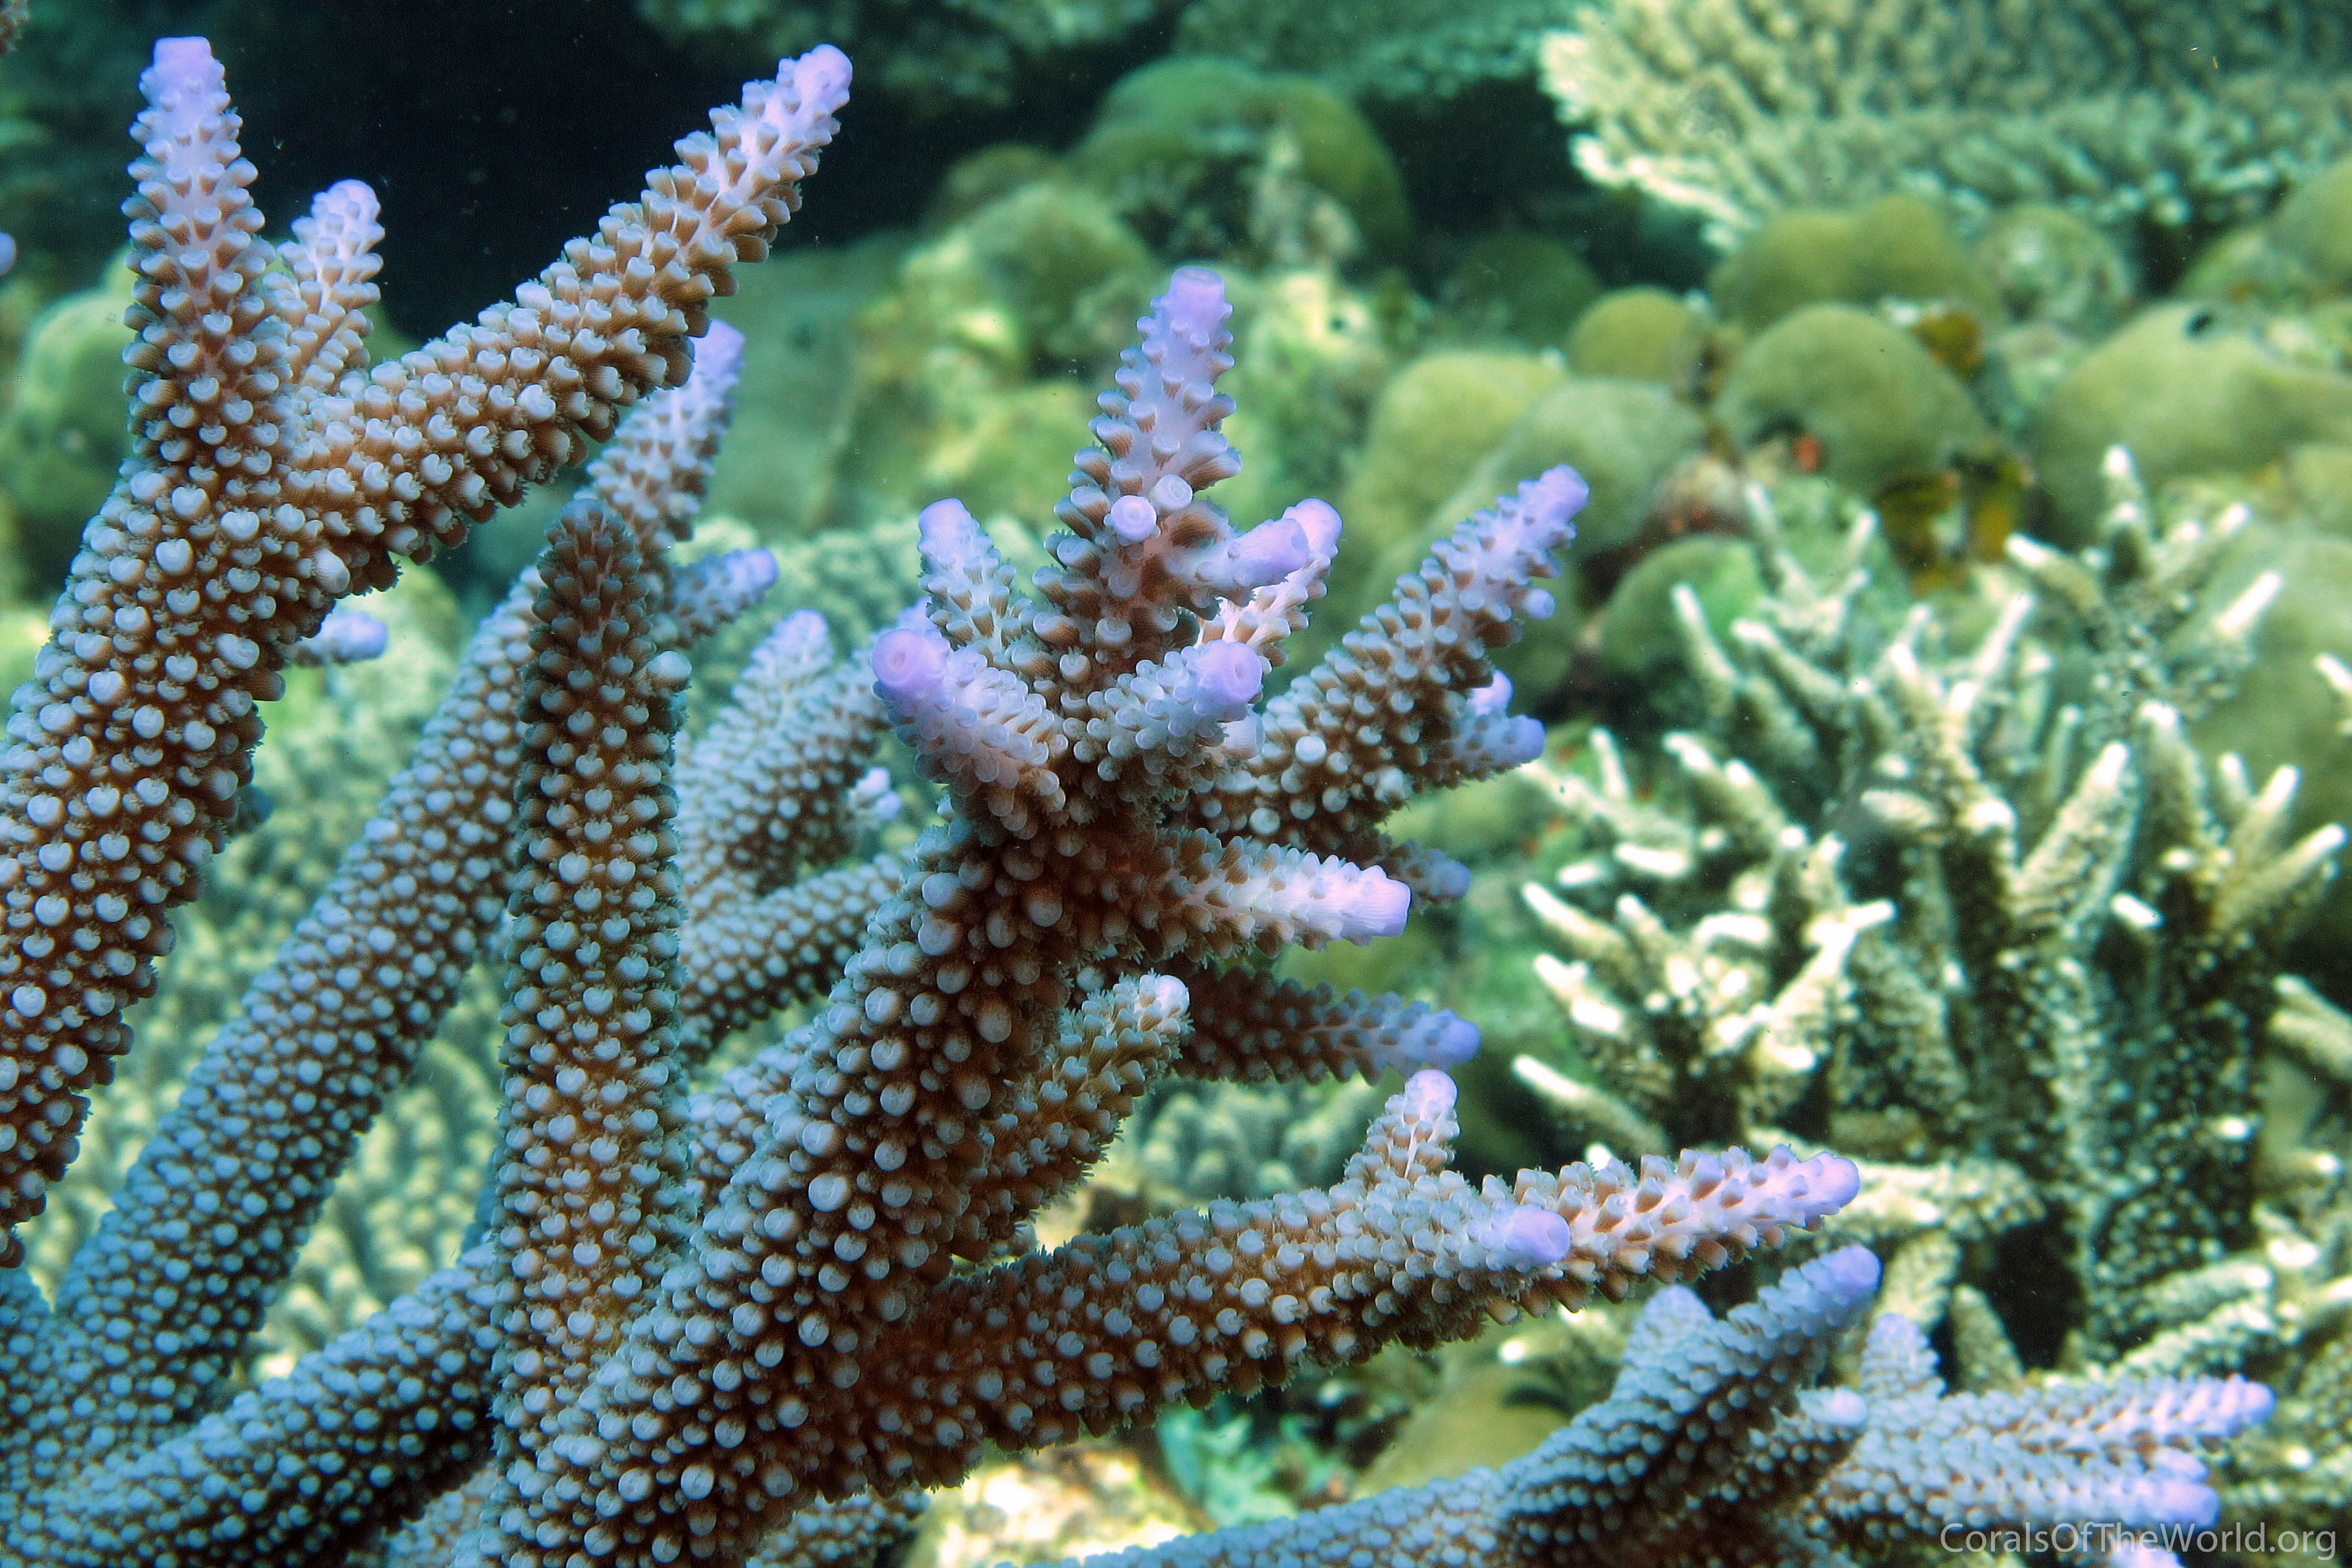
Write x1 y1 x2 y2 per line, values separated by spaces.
0 0 2346 1565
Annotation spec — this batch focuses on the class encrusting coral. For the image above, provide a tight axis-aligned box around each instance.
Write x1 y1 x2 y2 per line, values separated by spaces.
0 27 2298 1568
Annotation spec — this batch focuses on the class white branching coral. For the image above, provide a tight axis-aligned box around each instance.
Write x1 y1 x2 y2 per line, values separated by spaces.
1540 0 2352 239
1520 462 2349 1393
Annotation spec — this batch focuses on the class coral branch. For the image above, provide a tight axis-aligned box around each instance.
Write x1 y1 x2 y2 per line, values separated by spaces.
0 39 847 1267
481 498 691 1491
7 317 758 1479
6 1251 501 1564
1169 963 1480 1081
1191 468 1585 852
1011 1245 2268 1568
267 179 384 397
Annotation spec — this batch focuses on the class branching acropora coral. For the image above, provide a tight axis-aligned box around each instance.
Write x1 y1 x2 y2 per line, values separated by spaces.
0 31 851 1269
436 263 1865 1563
1522 465 2347 1410
0 34 1881 1568
1539 0 2352 239
1022 1247 2271 1568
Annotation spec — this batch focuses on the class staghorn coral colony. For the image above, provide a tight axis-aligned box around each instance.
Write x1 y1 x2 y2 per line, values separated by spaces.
1538 0 2352 243
1515 471 2351 1532
0 1 2349 1567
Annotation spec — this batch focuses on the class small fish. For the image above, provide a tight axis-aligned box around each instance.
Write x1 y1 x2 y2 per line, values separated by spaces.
1872 467 1966 592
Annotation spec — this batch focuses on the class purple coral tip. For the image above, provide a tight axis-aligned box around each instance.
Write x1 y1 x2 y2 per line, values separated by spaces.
1469 673 1513 716
1491 716 1545 769
1426 1015 1480 1066
294 607 387 665
291 606 387 667
319 180 378 222
919 496 977 536
871 625 946 706
750 608 829 678
918 498 991 569
1284 498 1342 557
144 37 224 124
2176 1377 2273 1435
1107 494 1157 544
1161 267 1231 337
150 36 217 87
1489 1205 1571 1268
2144 1478 2221 1528
1533 464 1592 524
1420 853 1472 900
1191 640 1265 717
326 609 387 661
1337 871 1409 943
1228 516 1312 588
775 607 828 646
1813 1243 1881 1300
792 43 853 103
1402 1069 1456 1121
1802 1153 1863 1217
1375 1012 1478 1073
731 548 778 596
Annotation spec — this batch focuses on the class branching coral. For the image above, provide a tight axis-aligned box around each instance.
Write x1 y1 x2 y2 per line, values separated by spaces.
0 29 2302 1568
0 33 1883 1567
1520 461 2347 1454
1538 0 2352 240
1021 1247 2271 1568
1132 1077 1387 1202
0 31 852 1269
21 574 458 1289
428 264 1852 1565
